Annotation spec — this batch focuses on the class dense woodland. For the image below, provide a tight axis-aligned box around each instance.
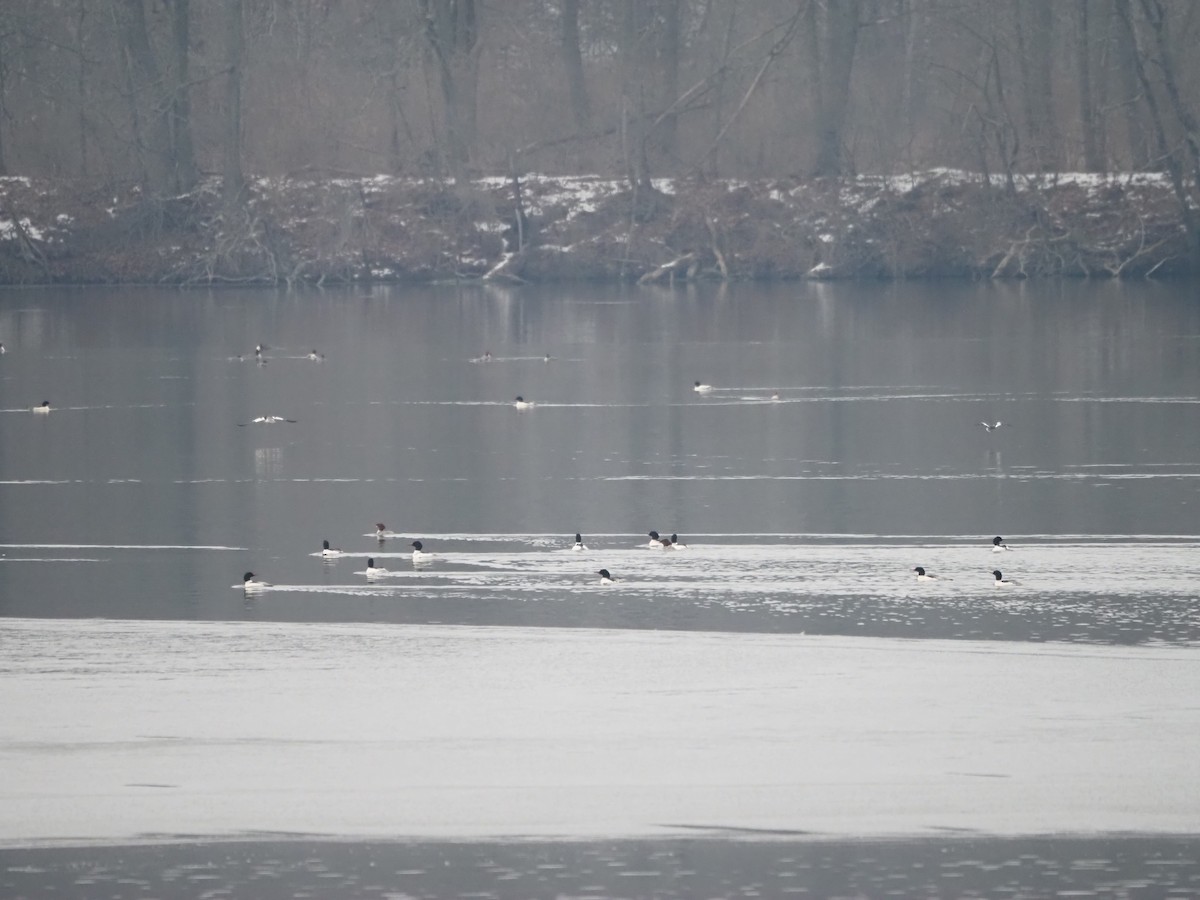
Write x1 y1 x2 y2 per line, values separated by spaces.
1 1 1199 283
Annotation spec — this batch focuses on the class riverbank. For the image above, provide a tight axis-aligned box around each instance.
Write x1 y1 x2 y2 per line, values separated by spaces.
0 169 1193 285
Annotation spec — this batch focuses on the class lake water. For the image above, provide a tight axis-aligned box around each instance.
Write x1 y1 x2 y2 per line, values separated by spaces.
2 280 1199 897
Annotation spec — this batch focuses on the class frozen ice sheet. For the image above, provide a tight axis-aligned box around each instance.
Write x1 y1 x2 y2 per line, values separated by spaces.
1 618 1197 846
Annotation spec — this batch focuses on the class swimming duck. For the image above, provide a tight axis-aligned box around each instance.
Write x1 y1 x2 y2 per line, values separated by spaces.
648 530 665 548
411 540 432 562
913 566 938 581
669 533 688 549
307 350 325 361
992 569 1016 587
572 533 588 551
979 421 1006 432
365 558 389 577
514 396 532 410
992 536 1012 552
241 572 270 591
597 568 615 584
238 415 297 425
31 401 50 414
693 381 713 393
321 539 342 559
375 523 398 541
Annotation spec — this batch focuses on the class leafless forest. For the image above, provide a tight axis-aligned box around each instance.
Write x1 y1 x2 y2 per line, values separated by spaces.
1 1 1199 283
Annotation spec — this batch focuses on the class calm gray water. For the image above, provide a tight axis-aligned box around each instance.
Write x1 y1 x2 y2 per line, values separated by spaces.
1 280 1200 640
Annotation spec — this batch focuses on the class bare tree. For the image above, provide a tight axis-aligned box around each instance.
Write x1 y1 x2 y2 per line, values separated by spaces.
1114 0 1199 251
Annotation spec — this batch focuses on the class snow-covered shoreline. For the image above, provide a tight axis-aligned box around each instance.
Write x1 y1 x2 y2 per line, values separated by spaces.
2 617 1197 847
0 170 1193 285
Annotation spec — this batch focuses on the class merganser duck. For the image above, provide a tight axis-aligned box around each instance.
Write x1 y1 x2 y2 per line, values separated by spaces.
693 381 713 393
648 530 664 548
669 533 688 549
979 421 1005 432
307 350 325 361
544 354 554 363
992 569 1016 586
992 536 1012 552
241 572 270 591
321 539 342 558
0 342 6 353
597 568 614 584
572 533 587 551
913 566 938 581
411 540 432 562
31 401 50 414
514 396 531 409
375 523 398 541
365 558 389 577
238 415 297 425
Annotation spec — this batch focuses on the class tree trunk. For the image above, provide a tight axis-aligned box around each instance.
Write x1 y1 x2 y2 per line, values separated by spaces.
420 0 480 183
1111 0 1148 168
901 0 929 164
704 2 738 178
167 0 197 192
1015 0 1058 170
812 0 860 177
559 0 591 130
222 0 245 205
619 0 649 189
115 0 173 191
659 0 681 162
1077 0 1101 170
384 3 406 173
0 49 7 175
72 1 88 177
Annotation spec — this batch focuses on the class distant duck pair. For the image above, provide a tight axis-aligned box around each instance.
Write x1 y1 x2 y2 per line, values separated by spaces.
362 541 431 578
912 566 1015 586
648 531 687 549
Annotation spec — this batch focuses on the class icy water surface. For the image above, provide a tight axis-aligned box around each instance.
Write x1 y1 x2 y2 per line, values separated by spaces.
2 281 1199 896
4 836 1200 899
